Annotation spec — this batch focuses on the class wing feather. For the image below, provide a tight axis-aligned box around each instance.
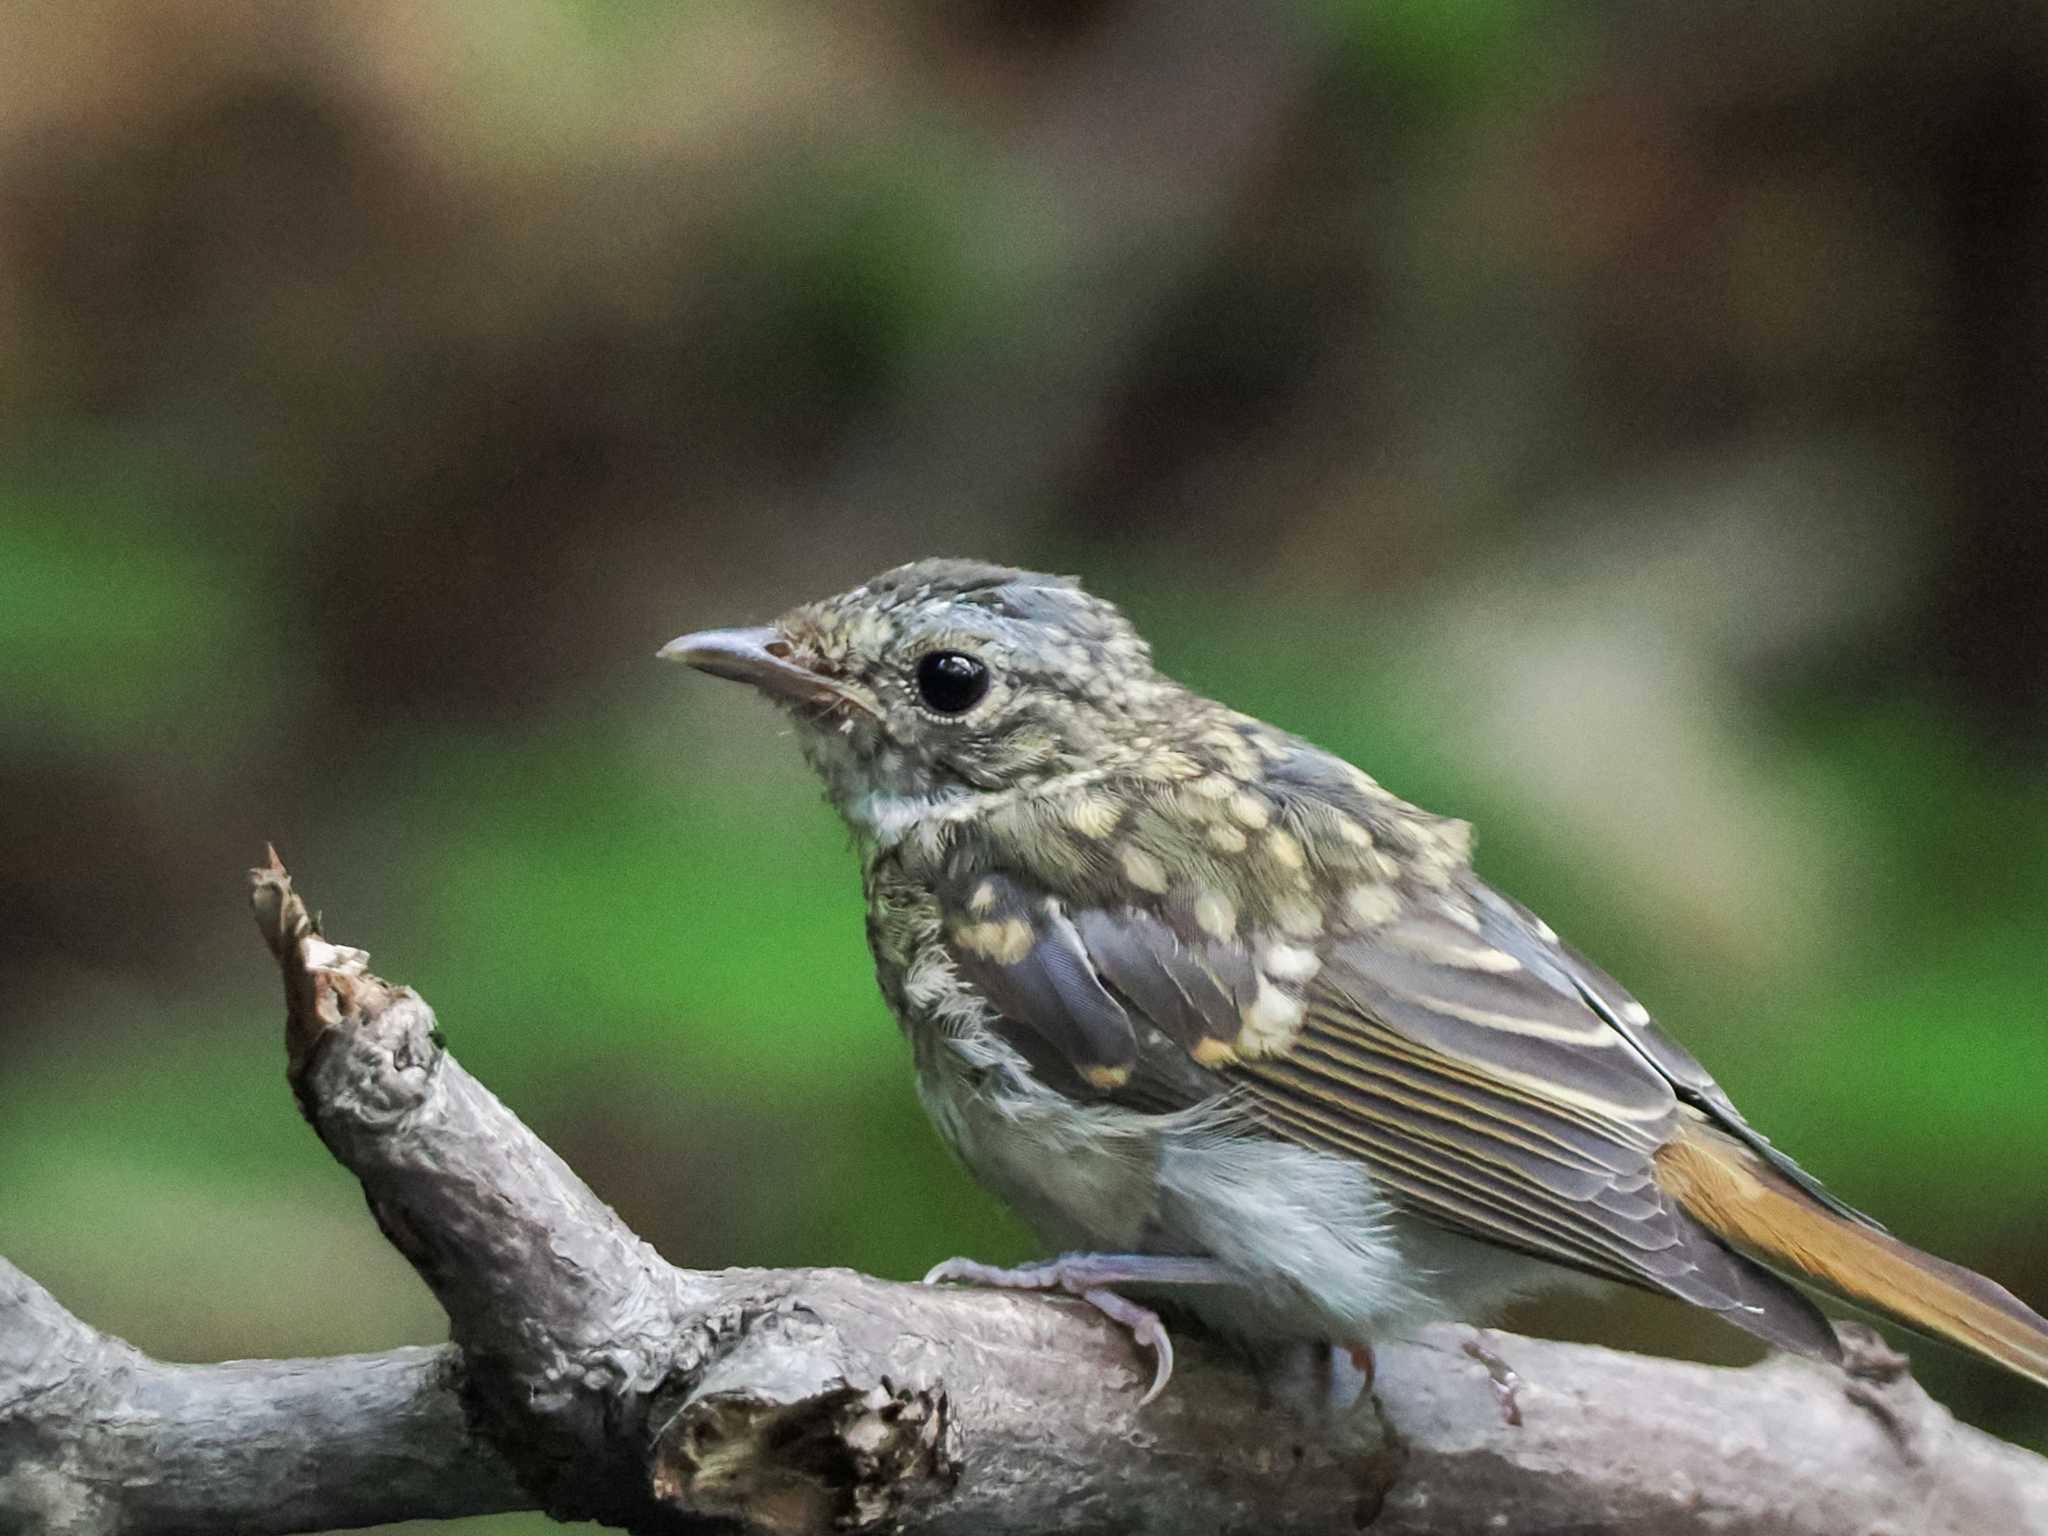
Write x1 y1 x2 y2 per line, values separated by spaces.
1246 1080 1663 1281
938 870 1137 1088
1319 914 1674 1122
1070 905 1251 1050
932 851 1840 1356
1466 881 1876 1225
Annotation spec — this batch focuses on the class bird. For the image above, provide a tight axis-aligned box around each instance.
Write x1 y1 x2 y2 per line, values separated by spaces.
661 557 2048 1406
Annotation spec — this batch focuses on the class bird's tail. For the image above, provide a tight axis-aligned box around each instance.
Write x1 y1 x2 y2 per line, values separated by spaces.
1657 1118 2048 1387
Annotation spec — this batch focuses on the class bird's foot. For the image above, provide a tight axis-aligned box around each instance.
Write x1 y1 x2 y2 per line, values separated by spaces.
1462 1332 1524 1426
921 1252 1231 1405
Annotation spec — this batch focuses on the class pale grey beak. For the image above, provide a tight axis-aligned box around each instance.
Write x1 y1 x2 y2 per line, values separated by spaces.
659 626 860 711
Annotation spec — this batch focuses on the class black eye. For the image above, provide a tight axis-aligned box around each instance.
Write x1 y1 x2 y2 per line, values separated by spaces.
915 650 991 714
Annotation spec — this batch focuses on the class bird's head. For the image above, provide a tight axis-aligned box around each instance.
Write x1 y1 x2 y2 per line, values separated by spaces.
662 559 1193 837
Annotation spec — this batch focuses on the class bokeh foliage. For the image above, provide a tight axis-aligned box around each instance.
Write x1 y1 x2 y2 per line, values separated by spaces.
2 3 2045 1531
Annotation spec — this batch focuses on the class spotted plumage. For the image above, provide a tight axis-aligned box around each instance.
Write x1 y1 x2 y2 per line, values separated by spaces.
665 558 2048 1400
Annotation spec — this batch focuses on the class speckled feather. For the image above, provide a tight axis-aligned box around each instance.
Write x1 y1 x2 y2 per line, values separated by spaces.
676 558 2048 1380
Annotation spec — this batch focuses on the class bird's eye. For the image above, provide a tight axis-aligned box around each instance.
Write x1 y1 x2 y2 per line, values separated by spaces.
915 651 991 715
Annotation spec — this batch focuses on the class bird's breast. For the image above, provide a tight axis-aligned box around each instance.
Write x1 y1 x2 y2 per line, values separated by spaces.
912 1034 1166 1253
865 869 1152 1244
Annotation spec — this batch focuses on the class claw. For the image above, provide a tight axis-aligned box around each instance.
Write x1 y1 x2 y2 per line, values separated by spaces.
1463 1333 1524 1426
920 1252 1223 1404
1081 1286 1175 1404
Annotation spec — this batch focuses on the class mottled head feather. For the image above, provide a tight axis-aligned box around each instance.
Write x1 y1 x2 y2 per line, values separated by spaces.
812 561 1144 660
765 559 1179 822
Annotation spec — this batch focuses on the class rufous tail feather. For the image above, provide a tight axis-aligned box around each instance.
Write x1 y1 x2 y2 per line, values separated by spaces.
1657 1118 2048 1387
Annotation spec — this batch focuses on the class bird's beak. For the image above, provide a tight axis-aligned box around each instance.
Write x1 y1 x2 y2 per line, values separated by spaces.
658 626 865 712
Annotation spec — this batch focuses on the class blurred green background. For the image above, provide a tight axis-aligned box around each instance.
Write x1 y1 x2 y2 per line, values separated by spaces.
3 2 2046 1530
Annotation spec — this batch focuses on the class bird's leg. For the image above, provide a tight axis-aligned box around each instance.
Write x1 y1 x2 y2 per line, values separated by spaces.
1294 1341 1374 1413
921 1253 1234 1291
1346 1341 1377 1391
921 1252 1234 1404
1462 1331 1524 1426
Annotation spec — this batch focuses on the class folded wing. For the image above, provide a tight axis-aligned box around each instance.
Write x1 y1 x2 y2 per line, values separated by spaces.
934 853 1843 1361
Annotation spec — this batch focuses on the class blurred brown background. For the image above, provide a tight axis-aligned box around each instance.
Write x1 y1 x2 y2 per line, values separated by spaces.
2 3 2045 1530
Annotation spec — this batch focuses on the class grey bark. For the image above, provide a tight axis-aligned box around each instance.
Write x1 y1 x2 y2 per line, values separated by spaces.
0 1266 521 1535
2 857 2045 1535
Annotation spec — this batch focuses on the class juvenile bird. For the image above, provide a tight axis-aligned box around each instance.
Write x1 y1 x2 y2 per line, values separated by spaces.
663 558 2048 1405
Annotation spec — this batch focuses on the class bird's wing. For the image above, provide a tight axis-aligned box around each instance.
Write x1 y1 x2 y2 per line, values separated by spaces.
933 853 1844 1358
1460 881 1876 1226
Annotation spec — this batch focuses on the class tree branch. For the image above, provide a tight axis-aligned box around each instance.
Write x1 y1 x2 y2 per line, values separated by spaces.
3 857 2046 1534
0 1261 521 1533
